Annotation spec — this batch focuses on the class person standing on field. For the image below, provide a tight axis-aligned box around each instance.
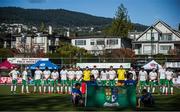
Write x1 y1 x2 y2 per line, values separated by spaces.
82 66 91 82
60 66 68 93
100 69 108 86
67 67 76 94
138 68 148 93
158 65 166 94
108 66 116 86
128 67 137 81
51 69 60 93
91 65 99 80
165 68 174 95
9 67 20 95
148 68 158 93
34 67 43 93
43 67 51 93
21 67 29 94
75 66 83 84
117 65 126 86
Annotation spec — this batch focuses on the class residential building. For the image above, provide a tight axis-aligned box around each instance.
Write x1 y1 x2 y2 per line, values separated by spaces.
71 36 131 55
14 33 48 54
132 20 180 55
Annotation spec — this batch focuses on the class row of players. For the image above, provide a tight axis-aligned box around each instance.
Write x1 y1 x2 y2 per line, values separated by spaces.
8 65 174 95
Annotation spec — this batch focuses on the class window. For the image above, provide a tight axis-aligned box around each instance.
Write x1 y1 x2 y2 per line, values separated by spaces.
107 39 118 45
161 34 172 41
160 45 171 50
143 45 156 54
90 41 94 45
96 40 105 45
75 40 86 45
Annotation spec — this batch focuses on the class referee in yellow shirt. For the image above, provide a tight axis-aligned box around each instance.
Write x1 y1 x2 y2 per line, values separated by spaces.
117 65 126 86
82 66 91 82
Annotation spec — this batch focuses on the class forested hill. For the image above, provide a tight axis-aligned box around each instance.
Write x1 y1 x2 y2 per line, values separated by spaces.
0 7 148 31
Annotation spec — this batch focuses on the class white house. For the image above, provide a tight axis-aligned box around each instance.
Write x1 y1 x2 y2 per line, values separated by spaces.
14 33 48 54
71 36 131 55
132 20 180 55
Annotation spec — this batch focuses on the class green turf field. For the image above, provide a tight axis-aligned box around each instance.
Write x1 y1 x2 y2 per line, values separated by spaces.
0 85 180 111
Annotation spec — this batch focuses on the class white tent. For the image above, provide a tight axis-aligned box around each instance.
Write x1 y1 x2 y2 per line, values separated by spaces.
143 60 162 70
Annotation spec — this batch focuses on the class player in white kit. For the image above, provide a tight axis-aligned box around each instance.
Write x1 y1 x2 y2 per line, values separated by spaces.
60 67 68 93
21 67 29 94
148 68 158 93
34 67 43 93
108 66 116 86
51 69 60 93
100 69 108 86
75 66 83 83
165 68 174 95
67 67 75 94
138 68 148 93
9 67 20 95
158 65 166 94
128 67 137 81
91 65 99 80
43 67 51 93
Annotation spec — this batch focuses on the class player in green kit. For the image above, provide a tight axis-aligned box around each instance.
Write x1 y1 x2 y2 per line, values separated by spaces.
158 65 166 94
75 66 83 84
34 67 43 93
43 67 51 94
21 67 29 94
51 69 60 93
138 68 148 93
67 67 75 94
60 67 68 93
100 69 108 86
9 67 20 95
108 66 116 86
165 68 174 95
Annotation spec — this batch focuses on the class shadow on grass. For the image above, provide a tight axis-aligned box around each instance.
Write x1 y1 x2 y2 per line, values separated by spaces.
0 94 135 111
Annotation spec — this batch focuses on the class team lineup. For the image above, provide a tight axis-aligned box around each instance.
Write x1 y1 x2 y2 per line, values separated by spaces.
8 65 174 95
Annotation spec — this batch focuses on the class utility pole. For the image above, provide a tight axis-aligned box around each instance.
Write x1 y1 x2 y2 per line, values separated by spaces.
150 28 153 59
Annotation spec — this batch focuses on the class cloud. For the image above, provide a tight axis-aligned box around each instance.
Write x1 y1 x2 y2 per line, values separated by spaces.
28 0 47 3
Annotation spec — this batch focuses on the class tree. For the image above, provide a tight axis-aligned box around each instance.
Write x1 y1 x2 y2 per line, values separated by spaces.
39 22 45 32
104 4 133 37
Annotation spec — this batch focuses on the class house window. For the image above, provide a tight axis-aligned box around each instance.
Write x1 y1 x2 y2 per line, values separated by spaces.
160 45 171 50
161 34 172 41
96 40 105 45
143 45 156 54
75 40 86 45
90 41 95 45
107 39 118 45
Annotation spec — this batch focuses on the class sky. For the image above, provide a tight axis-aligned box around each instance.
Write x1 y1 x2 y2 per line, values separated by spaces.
0 0 180 29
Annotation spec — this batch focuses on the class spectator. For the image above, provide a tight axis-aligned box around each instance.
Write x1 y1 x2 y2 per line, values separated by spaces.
137 89 155 108
72 83 83 106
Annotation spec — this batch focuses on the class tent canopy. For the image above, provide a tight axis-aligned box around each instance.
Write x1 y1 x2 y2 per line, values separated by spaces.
143 60 162 70
0 60 17 70
27 60 59 70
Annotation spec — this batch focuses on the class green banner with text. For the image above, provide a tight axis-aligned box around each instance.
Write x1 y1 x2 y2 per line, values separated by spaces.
85 86 136 108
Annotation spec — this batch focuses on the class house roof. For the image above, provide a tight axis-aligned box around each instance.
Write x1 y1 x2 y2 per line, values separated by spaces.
136 26 162 40
136 20 180 41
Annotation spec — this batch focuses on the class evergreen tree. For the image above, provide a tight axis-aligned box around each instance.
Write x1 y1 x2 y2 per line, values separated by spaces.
104 4 133 37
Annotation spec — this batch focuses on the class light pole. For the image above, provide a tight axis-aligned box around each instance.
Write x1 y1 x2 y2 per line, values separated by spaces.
21 33 26 57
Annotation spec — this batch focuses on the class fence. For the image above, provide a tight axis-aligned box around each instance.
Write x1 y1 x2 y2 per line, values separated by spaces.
0 57 180 68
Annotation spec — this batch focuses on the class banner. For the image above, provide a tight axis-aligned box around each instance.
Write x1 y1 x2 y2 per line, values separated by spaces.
85 86 136 108
165 62 180 68
7 58 49 65
76 63 131 69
